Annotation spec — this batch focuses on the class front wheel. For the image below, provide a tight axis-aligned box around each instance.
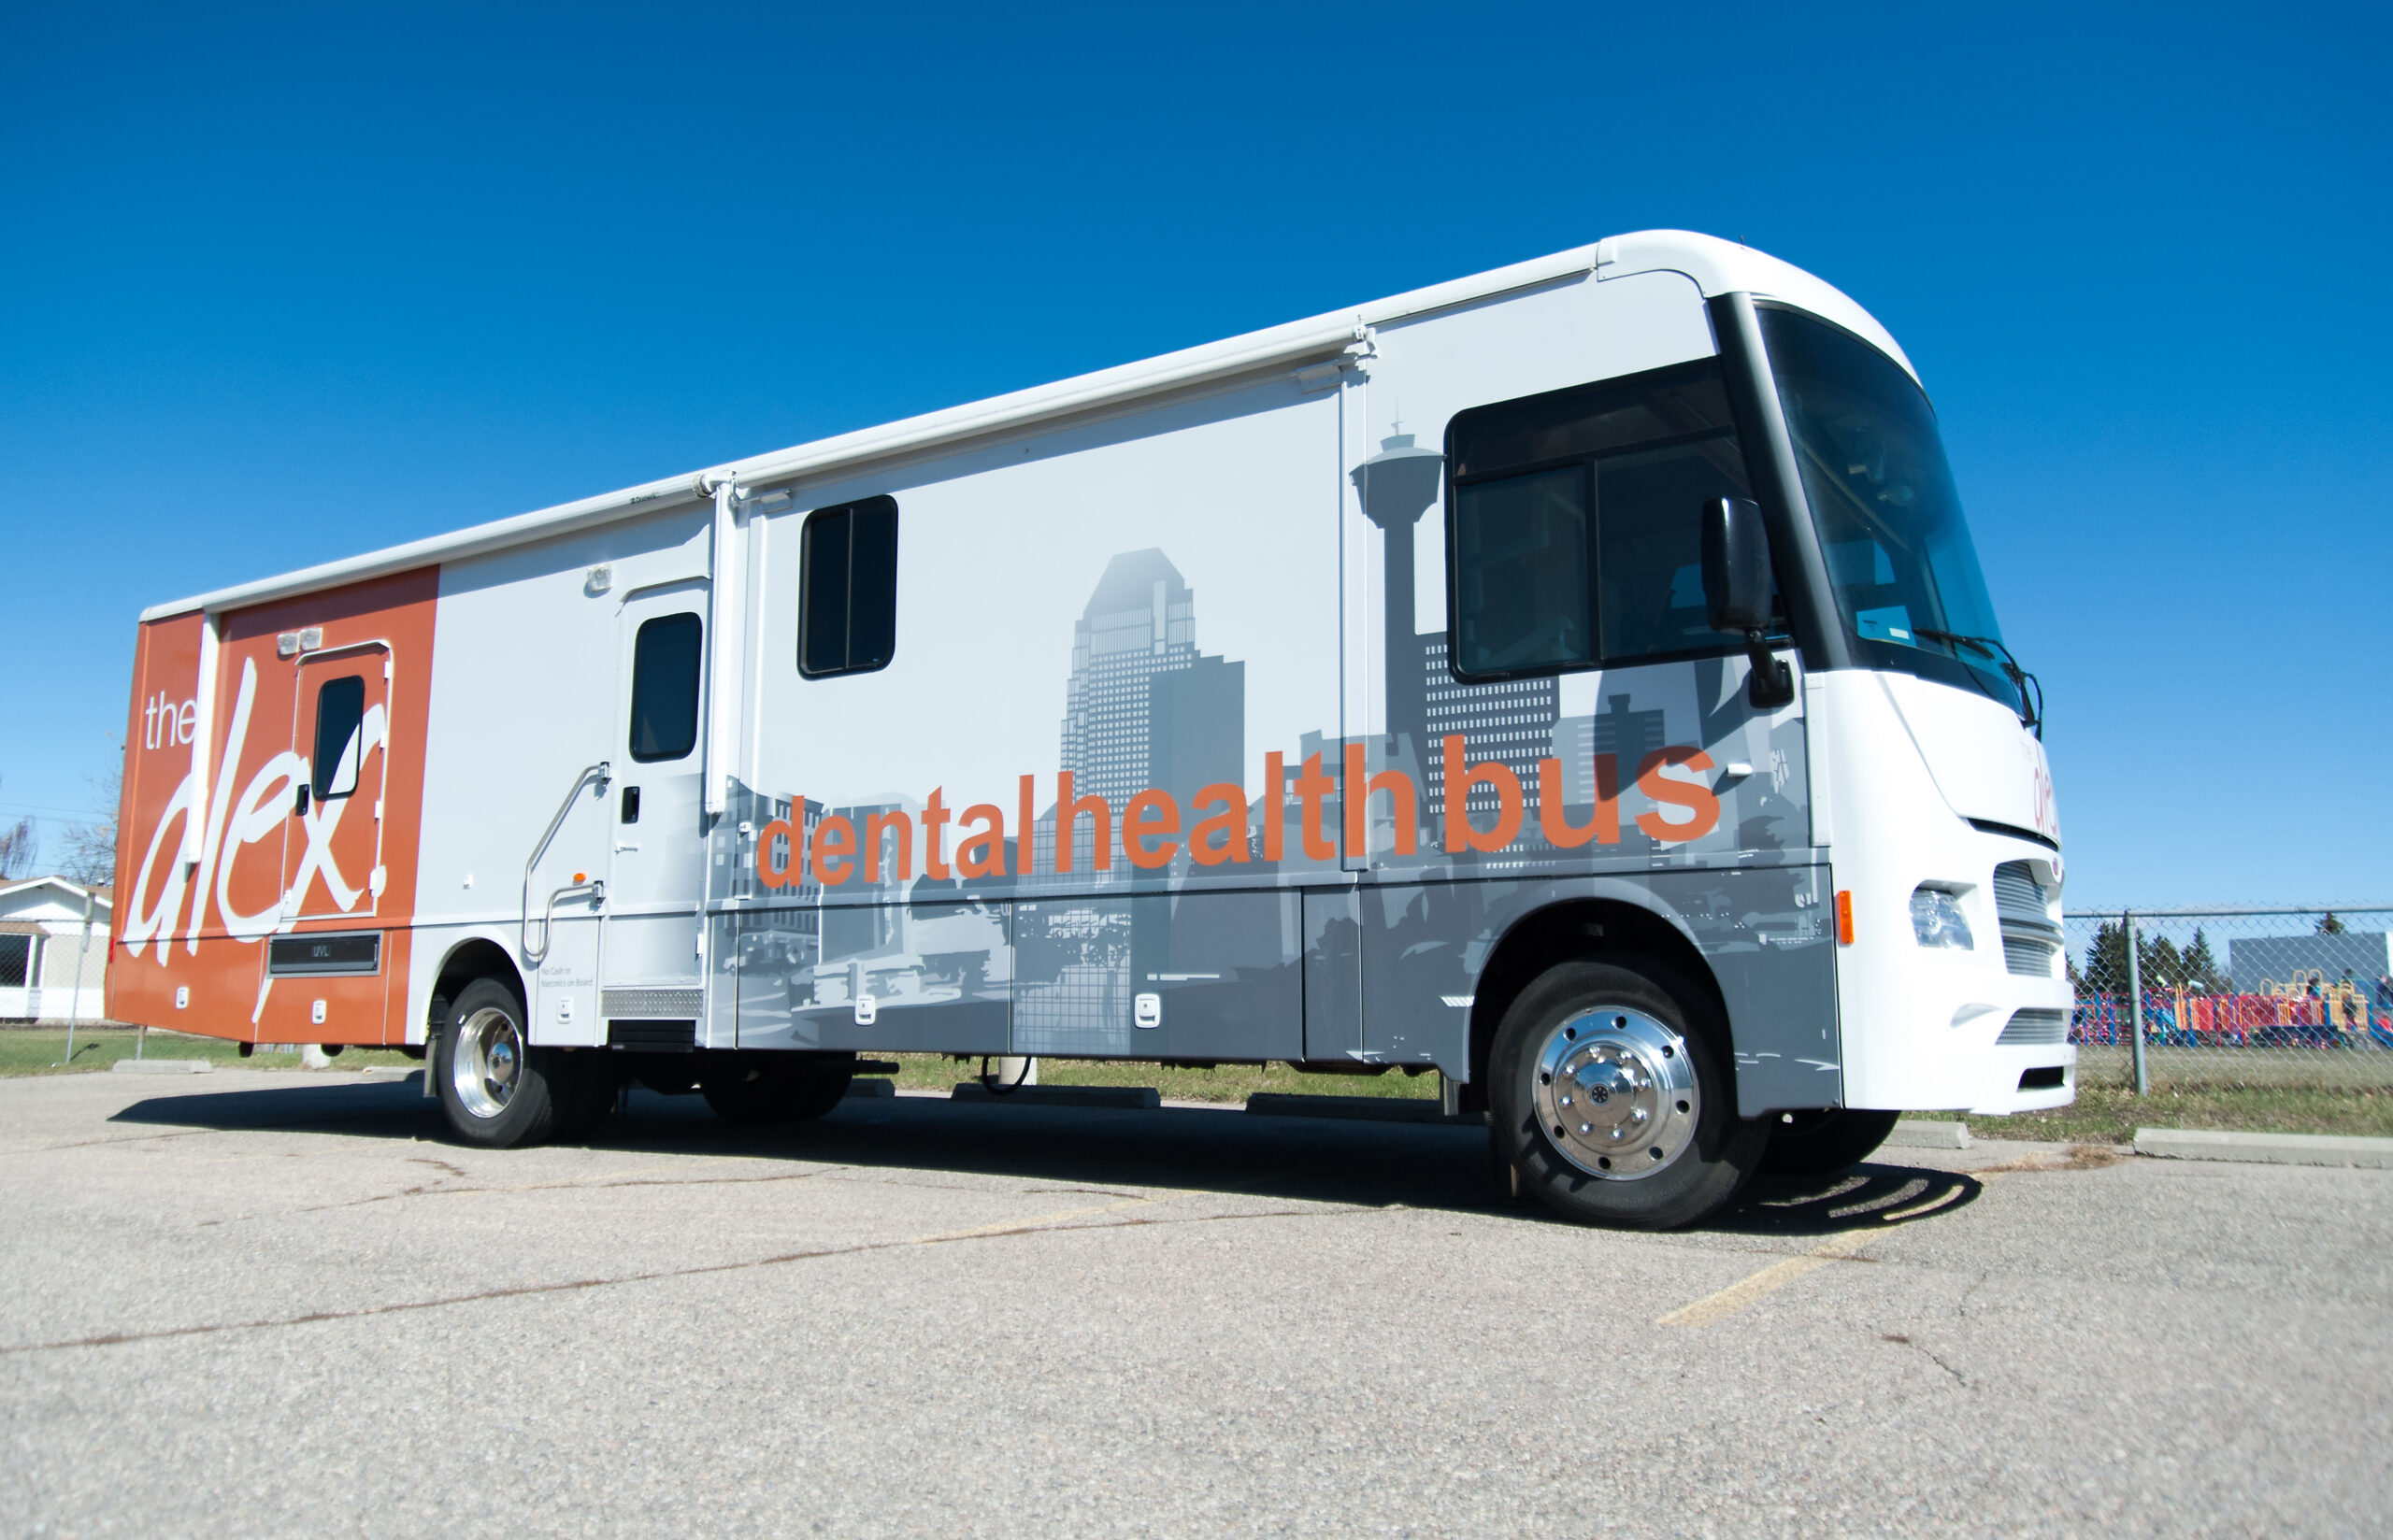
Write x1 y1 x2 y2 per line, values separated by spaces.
1489 957 1767 1230
437 977 570 1148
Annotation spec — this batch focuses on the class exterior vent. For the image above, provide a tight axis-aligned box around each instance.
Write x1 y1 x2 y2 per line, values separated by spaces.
267 931 381 977
1997 1008 2068 1046
602 987 704 1020
1992 861 2061 978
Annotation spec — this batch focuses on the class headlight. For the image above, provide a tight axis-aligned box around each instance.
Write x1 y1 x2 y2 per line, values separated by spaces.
1910 887 1974 948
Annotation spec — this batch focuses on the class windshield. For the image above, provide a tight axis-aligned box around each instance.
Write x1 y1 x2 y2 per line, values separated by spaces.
1759 307 2023 716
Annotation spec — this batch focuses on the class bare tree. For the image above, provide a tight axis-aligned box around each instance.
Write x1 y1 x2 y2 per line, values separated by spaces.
0 815 34 881
57 751 122 888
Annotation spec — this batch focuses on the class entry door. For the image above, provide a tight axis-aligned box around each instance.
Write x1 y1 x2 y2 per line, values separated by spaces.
601 584 709 999
284 646 392 922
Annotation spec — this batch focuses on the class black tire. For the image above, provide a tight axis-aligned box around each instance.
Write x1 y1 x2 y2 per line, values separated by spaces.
1760 1108 1902 1176
699 1054 854 1126
1488 956 1767 1230
436 977 568 1148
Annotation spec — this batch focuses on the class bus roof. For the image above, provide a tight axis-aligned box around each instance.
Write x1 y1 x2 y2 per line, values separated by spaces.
141 231 1908 622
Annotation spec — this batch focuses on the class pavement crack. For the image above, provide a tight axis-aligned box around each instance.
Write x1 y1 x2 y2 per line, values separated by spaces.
4 1128 218 1156
1882 1333 1969 1387
0 1196 1162 1357
202 1164 853 1226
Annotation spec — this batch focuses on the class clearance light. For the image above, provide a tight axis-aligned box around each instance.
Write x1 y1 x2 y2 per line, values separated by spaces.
1910 886 1974 948
1835 890 1855 946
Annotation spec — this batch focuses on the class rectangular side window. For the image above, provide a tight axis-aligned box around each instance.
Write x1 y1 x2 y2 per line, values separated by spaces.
1453 466 1591 676
799 495 899 678
1446 359 1765 679
310 676 366 799
629 612 704 763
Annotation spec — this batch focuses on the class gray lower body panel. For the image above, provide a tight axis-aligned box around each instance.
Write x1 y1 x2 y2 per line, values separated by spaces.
712 864 1840 1116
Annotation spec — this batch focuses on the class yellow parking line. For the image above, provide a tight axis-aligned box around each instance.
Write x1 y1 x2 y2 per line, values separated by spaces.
1658 1168 2021 1327
1656 1228 1879 1327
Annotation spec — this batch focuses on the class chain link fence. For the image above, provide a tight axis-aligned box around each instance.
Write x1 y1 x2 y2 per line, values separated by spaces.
2064 906 2393 1091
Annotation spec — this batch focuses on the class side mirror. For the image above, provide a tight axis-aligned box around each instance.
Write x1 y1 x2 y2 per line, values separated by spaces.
1699 496 1796 709
1702 496 1773 635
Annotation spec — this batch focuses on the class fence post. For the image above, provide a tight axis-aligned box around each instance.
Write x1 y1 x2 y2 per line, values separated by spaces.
2126 909 2149 1095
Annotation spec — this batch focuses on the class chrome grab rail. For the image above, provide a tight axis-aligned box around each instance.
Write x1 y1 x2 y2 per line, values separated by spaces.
522 762 610 962
526 879 606 966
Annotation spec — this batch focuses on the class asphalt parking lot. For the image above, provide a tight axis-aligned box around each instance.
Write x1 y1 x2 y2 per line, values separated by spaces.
3 1071 2387 1537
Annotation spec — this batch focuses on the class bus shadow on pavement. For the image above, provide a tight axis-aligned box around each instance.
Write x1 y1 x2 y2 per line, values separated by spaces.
1714 1164 1985 1237
109 1080 1984 1232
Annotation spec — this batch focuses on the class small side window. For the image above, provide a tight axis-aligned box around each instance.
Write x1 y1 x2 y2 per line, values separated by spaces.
799 495 899 678
311 676 366 799
630 613 703 763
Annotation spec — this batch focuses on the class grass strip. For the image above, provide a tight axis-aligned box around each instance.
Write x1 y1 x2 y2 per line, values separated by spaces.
0 1028 418 1077
35 1034 2369 1141
1927 1085 2393 1144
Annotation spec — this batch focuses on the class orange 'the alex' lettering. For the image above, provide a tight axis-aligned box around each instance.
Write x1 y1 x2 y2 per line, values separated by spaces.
1054 771 1113 873
1634 748 1720 843
1342 743 1417 856
1188 783 1250 866
1535 754 1621 848
1016 775 1036 875
1442 735 1523 853
1293 751 1337 861
1124 789 1180 868
756 817 798 888
810 813 857 887
955 804 1007 877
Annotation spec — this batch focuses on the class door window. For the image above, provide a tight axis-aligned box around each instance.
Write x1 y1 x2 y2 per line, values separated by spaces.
629 613 703 763
310 676 366 799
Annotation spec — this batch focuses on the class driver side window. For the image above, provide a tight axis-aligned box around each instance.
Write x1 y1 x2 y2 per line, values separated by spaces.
1447 360 1766 679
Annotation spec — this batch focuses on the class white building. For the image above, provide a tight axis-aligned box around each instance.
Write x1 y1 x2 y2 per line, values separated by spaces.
0 877 111 1024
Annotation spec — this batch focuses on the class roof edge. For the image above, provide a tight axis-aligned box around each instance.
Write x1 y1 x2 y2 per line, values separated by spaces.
142 232 1914 622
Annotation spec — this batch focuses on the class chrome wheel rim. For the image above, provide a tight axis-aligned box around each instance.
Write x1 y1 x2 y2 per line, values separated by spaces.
452 1005 524 1120
1530 1005 1700 1181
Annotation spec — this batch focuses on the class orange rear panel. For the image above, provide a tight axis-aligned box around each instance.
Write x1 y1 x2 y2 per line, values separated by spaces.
111 569 437 1044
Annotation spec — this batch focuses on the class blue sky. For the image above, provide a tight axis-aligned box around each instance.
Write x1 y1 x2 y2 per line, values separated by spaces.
2 0 2386 905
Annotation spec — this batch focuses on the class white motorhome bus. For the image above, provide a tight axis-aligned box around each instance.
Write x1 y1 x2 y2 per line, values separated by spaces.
110 231 2071 1228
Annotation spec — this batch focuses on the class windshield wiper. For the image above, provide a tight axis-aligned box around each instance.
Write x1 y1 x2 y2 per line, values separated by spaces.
1913 628 2043 737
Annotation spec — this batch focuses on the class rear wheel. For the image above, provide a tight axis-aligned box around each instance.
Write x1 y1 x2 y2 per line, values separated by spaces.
1760 1108 1902 1176
436 978 568 1148
699 1054 854 1125
1489 957 1766 1230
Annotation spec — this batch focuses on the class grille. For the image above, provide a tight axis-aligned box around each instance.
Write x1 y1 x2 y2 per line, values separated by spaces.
1997 1008 2068 1046
602 987 703 1020
1992 861 2061 978
2002 935 2056 975
608 1019 696 1051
